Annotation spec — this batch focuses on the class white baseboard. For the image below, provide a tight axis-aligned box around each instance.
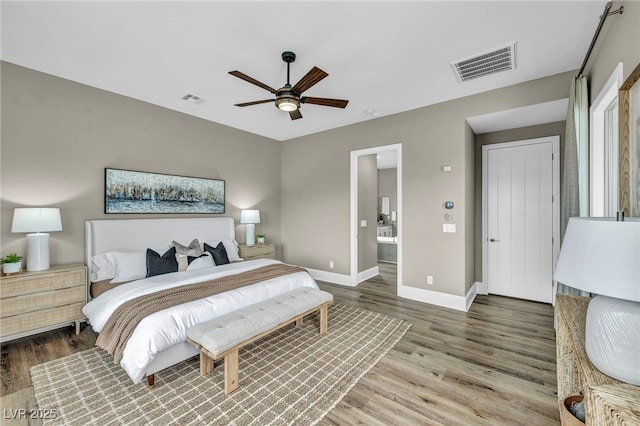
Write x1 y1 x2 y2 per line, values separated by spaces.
358 265 379 283
476 281 487 295
466 282 479 311
308 267 479 312
398 282 478 312
305 268 353 287
306 265 379 287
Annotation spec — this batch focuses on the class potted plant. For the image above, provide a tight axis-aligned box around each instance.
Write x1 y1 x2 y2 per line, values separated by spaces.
1 253 23 274
256 234 265 244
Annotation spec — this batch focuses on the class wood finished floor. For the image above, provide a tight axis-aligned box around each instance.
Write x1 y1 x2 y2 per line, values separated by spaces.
1 263 559 425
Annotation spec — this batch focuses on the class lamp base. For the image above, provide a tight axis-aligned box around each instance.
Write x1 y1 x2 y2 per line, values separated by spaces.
245 223 256 246
26 232 50 271
585 295 640 386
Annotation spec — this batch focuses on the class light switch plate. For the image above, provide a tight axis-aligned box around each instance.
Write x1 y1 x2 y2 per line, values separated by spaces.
360 220 367 227
443 223 456 233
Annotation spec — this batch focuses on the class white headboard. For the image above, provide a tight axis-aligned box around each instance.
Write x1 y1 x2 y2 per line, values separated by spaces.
85 217 235 272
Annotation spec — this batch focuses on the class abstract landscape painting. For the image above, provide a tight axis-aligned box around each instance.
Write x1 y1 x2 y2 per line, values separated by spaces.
105 168 224 214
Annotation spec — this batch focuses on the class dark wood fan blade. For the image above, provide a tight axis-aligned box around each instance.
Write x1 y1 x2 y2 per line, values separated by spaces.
229 71 277 94
292 67 328 94
301 97 349 108
234 99 275 107
289 109 303 120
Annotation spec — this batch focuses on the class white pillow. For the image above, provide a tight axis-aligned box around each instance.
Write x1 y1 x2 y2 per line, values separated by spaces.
207 239 243 262
104 245 170 284
186 252 215 271
90 253 116 282
108 249 148 283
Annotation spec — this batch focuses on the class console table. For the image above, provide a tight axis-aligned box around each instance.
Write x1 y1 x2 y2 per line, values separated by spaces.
555 294 640 425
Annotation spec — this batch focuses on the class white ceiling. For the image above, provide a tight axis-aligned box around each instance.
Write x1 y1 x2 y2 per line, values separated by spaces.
1 1 606 141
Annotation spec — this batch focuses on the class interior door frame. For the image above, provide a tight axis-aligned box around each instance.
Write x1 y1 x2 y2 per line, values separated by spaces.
481 136 560 303
350 143 402 288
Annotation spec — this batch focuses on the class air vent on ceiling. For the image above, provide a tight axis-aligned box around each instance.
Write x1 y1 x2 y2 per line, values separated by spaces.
451 42 516 83
181 93 206 104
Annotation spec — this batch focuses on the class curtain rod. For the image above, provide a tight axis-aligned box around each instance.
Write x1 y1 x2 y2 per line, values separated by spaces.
578 1 624 77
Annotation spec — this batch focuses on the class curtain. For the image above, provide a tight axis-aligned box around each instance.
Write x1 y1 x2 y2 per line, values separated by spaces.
558 75 590 296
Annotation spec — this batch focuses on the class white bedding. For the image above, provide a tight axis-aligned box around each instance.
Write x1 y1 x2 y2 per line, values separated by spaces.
83 258 318 383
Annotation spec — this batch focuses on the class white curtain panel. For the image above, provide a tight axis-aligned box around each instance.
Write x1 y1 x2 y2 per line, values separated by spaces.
558 76 590 297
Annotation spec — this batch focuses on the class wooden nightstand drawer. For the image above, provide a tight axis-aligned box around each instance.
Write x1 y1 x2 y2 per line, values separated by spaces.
1 302 85 338
1 286 86 317
239 243 276 260
1 266 86 297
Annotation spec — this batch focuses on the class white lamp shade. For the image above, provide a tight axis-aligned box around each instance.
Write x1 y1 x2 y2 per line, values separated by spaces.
554 217 640 302
11 208 63 233
240 210 261 224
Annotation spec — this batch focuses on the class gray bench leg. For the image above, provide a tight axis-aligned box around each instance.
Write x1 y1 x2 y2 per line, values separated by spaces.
225 349 239 394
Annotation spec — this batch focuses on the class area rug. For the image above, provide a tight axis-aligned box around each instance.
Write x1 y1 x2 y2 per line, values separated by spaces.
31 303 410 425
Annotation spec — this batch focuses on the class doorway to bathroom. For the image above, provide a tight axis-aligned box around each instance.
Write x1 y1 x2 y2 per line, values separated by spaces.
350 143 402 290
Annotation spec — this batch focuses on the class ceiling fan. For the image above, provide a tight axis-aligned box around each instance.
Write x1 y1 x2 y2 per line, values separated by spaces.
229 51 349 120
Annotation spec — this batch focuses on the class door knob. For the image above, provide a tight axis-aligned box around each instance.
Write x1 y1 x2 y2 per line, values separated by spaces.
489 238 500 242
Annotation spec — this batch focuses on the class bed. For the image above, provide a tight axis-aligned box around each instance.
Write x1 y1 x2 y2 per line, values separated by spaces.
83 217 318 385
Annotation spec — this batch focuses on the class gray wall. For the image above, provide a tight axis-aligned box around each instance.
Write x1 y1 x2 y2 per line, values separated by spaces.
281 71 575 298
358 154 378 272
1 62 282 264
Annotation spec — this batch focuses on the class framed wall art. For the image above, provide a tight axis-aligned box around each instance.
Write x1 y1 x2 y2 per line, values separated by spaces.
105 168 225 214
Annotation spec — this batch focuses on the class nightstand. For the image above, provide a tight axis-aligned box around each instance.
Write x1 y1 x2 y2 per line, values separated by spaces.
238 243 276 260
0 264 87 341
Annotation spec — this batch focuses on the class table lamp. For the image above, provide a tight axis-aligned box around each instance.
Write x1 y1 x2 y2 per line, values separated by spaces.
11 207 63 271
240 210 260 246
554 217 640 385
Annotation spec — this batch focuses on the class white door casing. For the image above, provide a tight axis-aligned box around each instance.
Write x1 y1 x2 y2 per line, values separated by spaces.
482 136 560 304
350 144 402 288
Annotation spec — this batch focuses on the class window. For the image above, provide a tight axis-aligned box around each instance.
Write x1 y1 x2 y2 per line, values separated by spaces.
590 63 623 217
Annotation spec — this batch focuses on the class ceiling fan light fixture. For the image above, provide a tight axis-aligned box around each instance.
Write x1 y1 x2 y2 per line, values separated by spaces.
230 51 348 120
276 97 300 112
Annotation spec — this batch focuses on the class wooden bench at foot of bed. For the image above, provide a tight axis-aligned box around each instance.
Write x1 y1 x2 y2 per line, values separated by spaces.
186 287 333 394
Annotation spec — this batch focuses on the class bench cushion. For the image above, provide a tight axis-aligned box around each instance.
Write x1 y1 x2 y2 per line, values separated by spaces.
187 287 333 356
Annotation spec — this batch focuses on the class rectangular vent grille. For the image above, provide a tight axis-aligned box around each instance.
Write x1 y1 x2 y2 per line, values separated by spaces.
451 42 516 83
181 93 206 104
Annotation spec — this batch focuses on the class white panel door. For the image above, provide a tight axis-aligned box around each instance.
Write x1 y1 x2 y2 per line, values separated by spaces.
487 140 554 303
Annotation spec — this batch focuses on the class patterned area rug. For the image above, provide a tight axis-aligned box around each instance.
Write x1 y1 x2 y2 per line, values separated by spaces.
31 303 410 425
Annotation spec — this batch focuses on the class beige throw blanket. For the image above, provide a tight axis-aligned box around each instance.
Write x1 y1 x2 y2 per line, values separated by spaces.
96 263 307 363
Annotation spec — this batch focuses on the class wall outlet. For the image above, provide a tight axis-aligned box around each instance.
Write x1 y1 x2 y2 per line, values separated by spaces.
427 275 434 285
360 220 367 227
329 261 334 269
